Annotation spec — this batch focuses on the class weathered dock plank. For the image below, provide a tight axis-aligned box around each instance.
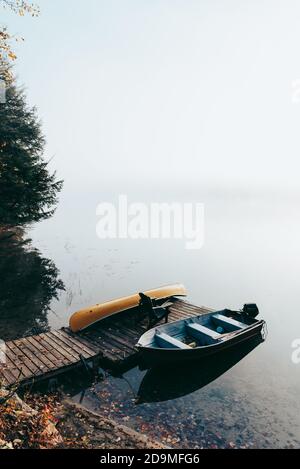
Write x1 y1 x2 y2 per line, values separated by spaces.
0 299 211 387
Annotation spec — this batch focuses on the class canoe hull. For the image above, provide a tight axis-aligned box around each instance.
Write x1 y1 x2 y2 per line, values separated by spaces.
138 320 265 368
69 284 187 333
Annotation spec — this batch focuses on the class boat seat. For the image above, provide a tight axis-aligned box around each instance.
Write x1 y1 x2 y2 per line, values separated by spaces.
186 322 221 345
139 293 170 330
155 331 191 350
212 314 246 332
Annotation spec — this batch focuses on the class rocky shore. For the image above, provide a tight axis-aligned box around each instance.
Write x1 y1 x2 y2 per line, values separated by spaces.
56 400 167 449
0 389 166 450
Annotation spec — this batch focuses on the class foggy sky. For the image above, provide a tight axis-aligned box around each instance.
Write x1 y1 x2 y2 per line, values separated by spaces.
2 0 300 190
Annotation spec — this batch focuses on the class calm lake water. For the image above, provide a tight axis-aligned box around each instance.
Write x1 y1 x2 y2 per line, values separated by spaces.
1 183 300 448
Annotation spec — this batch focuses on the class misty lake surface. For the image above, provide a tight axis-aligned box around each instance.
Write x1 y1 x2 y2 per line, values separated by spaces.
1 183 300 448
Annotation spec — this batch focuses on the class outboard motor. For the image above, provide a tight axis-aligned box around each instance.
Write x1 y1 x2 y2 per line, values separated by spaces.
243 303 259 318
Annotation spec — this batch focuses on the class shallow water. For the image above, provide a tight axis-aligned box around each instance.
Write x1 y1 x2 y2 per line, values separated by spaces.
1 184 300 448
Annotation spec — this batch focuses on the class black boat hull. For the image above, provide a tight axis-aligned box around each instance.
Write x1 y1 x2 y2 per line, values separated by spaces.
137 335 264 403
138 320 265 368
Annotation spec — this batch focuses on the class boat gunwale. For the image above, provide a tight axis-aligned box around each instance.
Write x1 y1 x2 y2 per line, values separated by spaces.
137 316 265 352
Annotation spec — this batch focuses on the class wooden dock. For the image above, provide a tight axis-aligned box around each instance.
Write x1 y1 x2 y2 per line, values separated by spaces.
0 299 211 388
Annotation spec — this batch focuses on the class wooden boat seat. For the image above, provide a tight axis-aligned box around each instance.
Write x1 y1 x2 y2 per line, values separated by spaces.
186 322 221 345
155 331 191 350
212 314 246 332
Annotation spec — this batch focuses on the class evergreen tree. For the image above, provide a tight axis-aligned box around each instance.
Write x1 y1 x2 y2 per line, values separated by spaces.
0 69 63 228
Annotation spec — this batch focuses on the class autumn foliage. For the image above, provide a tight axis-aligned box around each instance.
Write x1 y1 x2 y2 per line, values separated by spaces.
0 0 39 77
0 392 63 449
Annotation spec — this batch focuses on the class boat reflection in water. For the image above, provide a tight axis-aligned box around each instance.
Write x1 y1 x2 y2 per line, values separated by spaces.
136 335 264 404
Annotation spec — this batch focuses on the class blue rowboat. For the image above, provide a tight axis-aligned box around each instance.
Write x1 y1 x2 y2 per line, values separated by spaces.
137 305 266 367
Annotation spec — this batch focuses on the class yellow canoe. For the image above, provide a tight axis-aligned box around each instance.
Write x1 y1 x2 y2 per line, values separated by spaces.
69 284 187 333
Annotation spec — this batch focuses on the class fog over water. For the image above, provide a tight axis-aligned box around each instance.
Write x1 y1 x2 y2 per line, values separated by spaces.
2 0 300 448
22 183 300 448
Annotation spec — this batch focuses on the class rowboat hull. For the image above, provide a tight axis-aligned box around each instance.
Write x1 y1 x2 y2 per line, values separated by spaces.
137 335 264 403
137 310 266 368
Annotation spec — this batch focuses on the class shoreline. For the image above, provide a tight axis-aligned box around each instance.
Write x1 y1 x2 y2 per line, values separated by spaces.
0 390 167 450
56 399 168 449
